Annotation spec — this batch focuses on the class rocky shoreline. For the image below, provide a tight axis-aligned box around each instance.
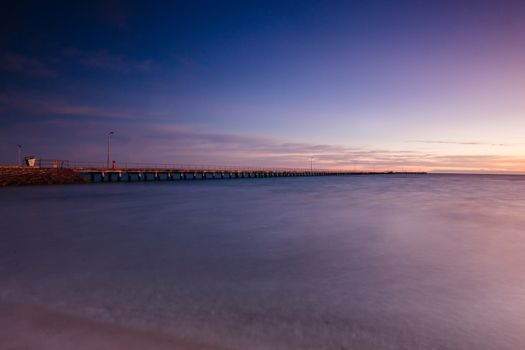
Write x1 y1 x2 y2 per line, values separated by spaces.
0 167 86 187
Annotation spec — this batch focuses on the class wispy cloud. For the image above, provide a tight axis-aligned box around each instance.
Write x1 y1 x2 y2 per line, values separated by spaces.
2 113 525 172
408 140 521 147
0 52 56 78
4 119 523 173
0 94 139 120
63 48 153 73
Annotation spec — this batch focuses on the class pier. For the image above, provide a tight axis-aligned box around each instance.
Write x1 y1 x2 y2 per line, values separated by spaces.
30 159 426 184
84 168 352 183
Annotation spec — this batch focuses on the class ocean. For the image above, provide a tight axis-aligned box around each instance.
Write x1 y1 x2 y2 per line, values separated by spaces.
1 174 525 349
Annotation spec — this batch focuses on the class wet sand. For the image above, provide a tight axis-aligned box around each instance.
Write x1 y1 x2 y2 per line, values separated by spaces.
0 301 223 350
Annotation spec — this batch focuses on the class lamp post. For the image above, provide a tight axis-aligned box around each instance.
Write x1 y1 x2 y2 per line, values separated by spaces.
107 131 114 169
17 144 22 166
310 157 313 172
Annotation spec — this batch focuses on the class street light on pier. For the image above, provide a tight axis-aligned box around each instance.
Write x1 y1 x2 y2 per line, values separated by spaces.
107 131 114 169
310 157 314 172
17 144 22 166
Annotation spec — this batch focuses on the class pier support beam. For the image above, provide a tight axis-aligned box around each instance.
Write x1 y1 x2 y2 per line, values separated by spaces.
78 168 387 184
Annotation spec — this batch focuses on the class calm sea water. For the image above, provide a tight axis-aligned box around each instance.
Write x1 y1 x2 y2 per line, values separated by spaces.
1 174 525 349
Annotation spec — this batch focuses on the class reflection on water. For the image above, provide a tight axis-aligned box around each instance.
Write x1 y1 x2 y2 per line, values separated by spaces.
1 174 525 349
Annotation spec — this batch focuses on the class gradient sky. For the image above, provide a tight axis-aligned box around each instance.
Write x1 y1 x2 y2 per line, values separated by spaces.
1 0 525 172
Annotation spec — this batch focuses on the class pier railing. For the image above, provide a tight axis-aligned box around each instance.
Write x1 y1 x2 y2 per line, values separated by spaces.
4 159 425 184
36 159 331 173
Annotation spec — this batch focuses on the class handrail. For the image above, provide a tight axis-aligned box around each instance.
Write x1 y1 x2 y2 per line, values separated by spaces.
35 159 352 173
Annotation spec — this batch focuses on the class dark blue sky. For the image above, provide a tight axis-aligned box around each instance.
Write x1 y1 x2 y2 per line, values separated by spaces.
1 1 525 171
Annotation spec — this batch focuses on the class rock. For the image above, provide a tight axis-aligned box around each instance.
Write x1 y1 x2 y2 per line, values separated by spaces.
0 167 86 186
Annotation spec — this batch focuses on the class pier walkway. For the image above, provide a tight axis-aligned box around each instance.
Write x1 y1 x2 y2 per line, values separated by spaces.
33 159 426 183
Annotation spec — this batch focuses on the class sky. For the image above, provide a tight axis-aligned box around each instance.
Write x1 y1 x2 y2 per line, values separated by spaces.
1 0 525 172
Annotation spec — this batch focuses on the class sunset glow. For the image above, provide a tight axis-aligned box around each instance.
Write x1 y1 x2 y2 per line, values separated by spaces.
3 3 525 350
1 1 525 172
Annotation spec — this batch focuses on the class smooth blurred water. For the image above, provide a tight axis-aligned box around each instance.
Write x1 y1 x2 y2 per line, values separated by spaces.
1 174 525 349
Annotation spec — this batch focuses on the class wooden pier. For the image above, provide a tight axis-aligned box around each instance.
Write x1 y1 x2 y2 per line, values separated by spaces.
81 168 360 183
33 160 427 184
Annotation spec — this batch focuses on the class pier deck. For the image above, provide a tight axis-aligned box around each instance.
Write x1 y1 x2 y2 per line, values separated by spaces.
5 160 426 184
79 168 377 182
